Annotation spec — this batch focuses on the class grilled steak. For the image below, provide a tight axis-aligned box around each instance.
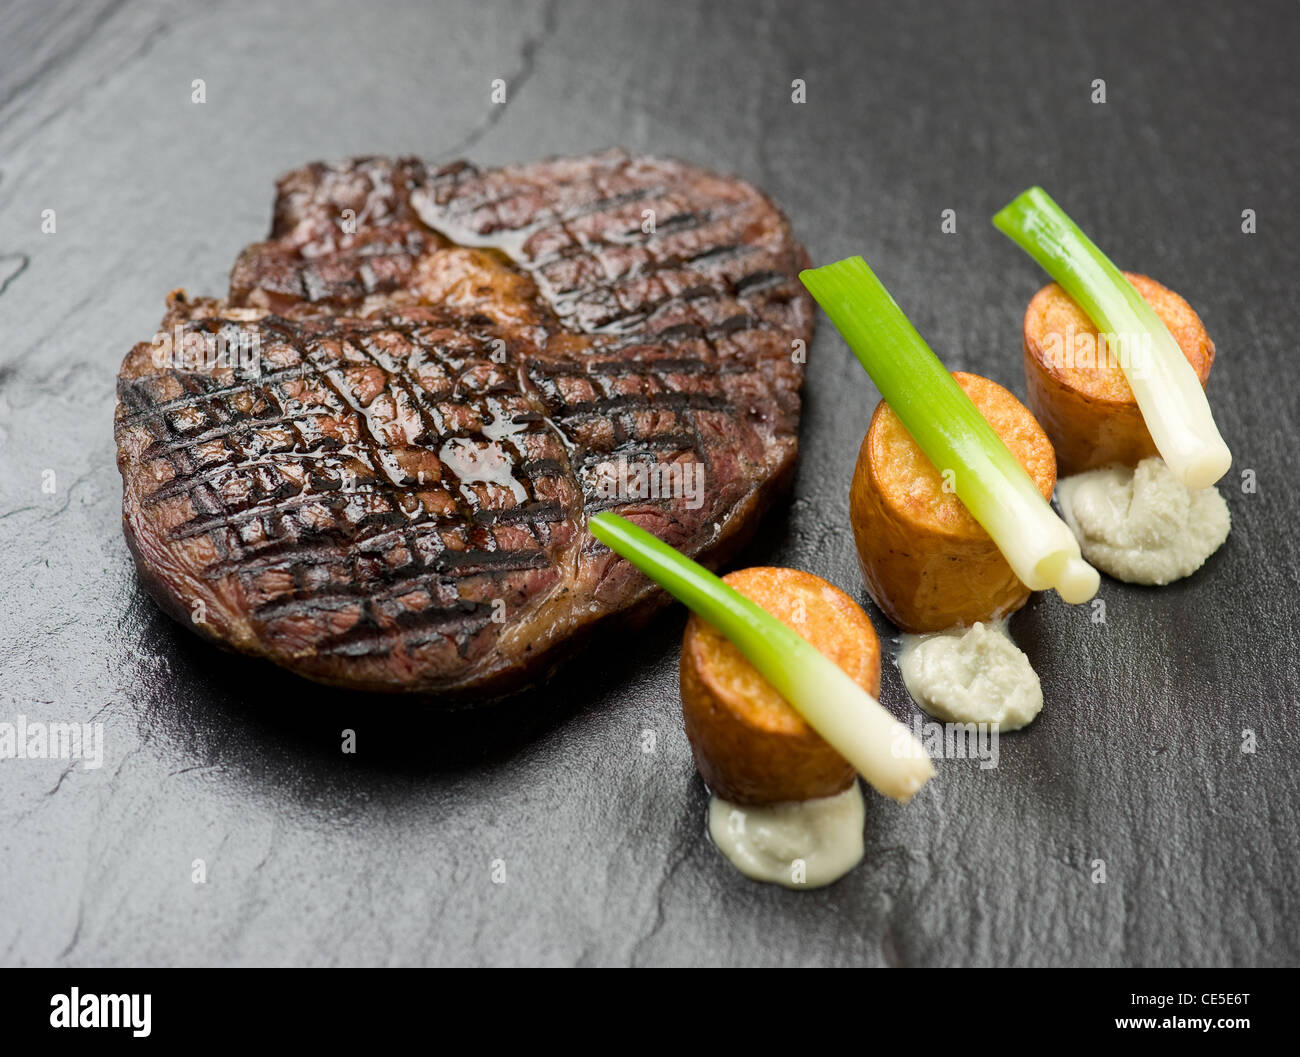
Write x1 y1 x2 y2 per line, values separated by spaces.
114 151 813 696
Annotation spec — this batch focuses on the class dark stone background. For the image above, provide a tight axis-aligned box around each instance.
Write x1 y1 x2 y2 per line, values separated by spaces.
1 0 1296 967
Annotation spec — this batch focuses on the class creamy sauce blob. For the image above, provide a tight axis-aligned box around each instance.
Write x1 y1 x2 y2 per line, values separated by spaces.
898 621 1042 731
708 784 864 889
1055 457 1230 585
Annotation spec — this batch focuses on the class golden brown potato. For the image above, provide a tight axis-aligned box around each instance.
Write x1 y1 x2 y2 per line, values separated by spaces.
1022 272 1215 476
849 371 1056 633
680 567 880 806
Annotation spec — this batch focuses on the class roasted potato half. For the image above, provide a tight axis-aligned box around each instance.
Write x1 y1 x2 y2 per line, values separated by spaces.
680 567 881 806
1022 272 1215 476
849 371 1056 633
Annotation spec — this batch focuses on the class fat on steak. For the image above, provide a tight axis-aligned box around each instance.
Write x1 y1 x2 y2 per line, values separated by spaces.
114 151 813 695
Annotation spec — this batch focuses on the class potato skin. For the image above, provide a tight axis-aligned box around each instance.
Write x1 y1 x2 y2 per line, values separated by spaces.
1023 272 1215 476
680 567 880 806
849 372 1056 633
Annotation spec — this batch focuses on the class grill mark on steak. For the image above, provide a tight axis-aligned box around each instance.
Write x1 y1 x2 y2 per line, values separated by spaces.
115 150 812 696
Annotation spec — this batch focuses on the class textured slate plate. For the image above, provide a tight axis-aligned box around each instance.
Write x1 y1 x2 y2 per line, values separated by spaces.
1 0 1297 967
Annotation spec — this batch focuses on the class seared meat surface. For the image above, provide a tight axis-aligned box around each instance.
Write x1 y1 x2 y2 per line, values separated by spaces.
115 151 812 695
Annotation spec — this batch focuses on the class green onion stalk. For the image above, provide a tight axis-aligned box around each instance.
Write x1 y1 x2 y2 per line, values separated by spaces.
589 512 934 803
800 256 1099 605
993 187 1231 490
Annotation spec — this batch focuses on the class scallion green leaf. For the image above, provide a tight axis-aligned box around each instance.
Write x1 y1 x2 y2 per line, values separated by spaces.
993 187 1231 490
588 512 934 803
799 256 1099 605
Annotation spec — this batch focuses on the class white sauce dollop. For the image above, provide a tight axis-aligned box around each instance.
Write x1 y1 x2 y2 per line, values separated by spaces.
898 621 1042 731
708 784 864 889
1055 457 1230 585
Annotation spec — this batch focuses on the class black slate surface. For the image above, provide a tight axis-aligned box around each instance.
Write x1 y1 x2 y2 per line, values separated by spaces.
2 0 1298 968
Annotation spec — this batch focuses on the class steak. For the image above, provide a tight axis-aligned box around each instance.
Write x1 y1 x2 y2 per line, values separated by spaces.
114 150 813 696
